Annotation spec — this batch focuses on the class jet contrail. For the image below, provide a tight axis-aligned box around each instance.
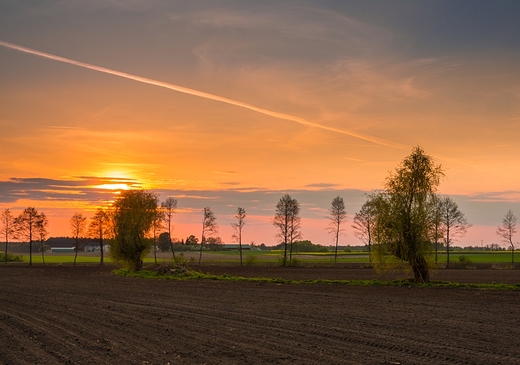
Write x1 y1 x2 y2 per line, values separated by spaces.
0 40 407 149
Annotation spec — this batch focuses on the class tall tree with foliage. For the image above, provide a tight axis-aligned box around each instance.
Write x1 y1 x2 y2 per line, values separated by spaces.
438 196 471 268
161 197 177 259
231 207 247 266
88 208 111 265
496 209 517 265
70 212 87 266
36 213 49 265
352 193 380 262
273 194 301 266
0 209 15 263
15 207 42 266
110 189 159 271
372 147 443 283
199 207 218 264
327 196 347 265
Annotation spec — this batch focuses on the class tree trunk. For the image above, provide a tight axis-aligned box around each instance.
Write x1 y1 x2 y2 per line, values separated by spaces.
334 231 339 266
133 258 143 271
74 238 78 266
411 254 430 283
282 241 287 267
198 235 204 265
99 238 104 265
41 242 45 265
239 236 243 266
170 240 176 260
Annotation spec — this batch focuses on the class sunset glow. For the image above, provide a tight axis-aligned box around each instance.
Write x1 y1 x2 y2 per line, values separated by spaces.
1 2 519 246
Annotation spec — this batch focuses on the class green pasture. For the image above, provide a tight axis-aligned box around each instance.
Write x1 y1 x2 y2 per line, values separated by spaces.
434 251 519 264
12 249 519 265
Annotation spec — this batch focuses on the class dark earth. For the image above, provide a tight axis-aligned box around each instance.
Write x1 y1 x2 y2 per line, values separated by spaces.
1 265 519 364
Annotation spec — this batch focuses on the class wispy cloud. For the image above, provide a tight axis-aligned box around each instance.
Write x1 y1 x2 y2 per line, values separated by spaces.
0 40 406 150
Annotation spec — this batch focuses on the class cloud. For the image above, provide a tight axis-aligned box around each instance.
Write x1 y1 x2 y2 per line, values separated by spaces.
304 183 340 189
0 40 406 150
0 177 140 203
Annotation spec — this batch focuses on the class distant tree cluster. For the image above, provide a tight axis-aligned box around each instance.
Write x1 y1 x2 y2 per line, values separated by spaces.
0 208 48 265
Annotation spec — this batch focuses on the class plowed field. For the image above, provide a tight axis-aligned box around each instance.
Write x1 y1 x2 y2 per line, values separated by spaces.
1 265 519 364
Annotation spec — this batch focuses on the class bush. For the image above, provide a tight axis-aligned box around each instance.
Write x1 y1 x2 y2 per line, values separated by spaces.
244 255 257 266
457 255 474 269
0 252 24 262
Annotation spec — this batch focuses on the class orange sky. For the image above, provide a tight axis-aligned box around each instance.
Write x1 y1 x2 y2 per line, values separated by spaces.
1 2 520 247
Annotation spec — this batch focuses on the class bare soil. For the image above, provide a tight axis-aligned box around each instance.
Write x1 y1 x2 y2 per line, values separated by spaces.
1 265 519 365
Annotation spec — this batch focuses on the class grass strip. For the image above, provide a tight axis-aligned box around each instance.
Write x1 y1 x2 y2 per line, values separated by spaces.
114 269 520 290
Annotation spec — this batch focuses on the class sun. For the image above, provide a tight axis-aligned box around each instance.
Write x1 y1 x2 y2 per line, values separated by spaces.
95 183 132 191
92 170 141 191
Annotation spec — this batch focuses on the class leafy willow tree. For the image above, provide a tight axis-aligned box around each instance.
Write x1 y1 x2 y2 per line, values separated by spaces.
15 207 43 266
88 208 111 265
70 212 87 266
327 196 347 265
352 193 379 262
36 213 49 265
273 194 301 266
0 209 15 263
372 147 443 283
231 207 247 266
110 190 159 271
161 197 178 259
496 209 517 265
199 207 218 264
438 196 471 268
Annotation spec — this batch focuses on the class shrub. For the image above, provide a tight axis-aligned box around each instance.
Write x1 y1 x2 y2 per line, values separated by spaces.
457 255 474 269
288 258 300 266
0 252 24 262
244 255 257 266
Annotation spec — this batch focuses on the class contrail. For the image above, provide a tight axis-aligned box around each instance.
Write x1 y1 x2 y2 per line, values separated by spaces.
0 40 406 149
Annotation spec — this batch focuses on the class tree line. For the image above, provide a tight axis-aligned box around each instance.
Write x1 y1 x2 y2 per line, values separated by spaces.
1 147 517 279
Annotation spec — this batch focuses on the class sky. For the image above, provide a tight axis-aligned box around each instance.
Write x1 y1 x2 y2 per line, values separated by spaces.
1 1 520 247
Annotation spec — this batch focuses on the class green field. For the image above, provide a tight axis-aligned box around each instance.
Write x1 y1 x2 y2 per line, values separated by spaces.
11 250 518 266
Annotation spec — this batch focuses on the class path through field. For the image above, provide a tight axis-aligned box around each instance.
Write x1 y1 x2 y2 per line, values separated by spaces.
1 266 519 364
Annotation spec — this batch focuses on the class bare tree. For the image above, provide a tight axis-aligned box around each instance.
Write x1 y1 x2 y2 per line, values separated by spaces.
439 196 471 268
150 210 164 264
199 207 218 264
288 200 302 263
15 207 42 265
273 194 301 266
161 197 178 260
70 212 87 266
0 209 15 263
36 213 49 265
496 209 517 265
231 207 247 266
88 208 111 265
430 195 444 264
327 196 347 265
352 194 378 262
